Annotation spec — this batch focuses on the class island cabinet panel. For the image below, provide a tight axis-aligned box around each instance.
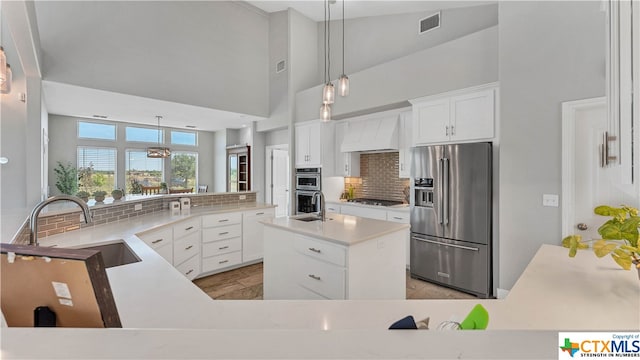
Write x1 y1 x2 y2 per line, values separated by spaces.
201 252 243 273
173 231 201 266
202 212 242 227
175 253 200 280
172 218 202 279
242 208 275 263
202 224 242 243
263 224 407 300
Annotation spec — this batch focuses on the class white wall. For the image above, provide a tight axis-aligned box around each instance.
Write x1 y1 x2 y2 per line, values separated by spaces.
296 25 499 121
257 10 289 133
498 1 606 290
317 4 499 84
264 129 288 146
34 1 269 117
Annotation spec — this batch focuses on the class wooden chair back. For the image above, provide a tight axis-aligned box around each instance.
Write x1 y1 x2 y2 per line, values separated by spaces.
141 186 161 195
169 188 193 194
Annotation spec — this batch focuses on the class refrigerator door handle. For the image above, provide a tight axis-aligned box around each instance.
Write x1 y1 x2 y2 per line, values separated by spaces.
443 158 449 226
412 235 480 252
437 158 444 225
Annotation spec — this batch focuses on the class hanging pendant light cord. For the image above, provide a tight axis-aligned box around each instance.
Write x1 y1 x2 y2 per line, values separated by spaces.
342 0 345 75
324 0 327 84
157 116 161 145
327 1 331 83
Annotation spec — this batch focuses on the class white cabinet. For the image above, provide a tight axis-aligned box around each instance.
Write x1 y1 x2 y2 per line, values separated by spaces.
137 226 173 264
294 120 335 170
242 208 275 263
172 218 201 279
334 122 360 177
398 111 412 178
201 211 243 274
411 84 496 145
386 210 411 268
340 205 387 220
263 226 406 300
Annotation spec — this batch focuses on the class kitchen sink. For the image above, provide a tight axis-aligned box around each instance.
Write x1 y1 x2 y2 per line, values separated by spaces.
79 241 141 268
294 216 333 222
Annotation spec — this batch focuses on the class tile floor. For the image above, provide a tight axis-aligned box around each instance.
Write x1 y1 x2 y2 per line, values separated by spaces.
193 262 475 300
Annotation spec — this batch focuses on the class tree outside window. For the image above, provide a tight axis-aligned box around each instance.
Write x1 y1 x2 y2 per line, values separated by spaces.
170 152 197 191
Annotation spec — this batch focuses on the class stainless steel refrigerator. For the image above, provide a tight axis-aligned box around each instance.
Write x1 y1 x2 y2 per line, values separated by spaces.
410 142 492 298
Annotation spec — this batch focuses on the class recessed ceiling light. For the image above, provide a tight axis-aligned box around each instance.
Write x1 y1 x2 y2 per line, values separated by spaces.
186 125 196 129
92 115 108 119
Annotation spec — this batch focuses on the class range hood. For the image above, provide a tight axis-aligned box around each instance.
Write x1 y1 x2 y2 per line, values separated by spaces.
340 115 399 152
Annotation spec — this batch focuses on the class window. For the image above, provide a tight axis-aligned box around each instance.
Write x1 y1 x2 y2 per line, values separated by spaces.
78 122 116 140
125 150 164 194
126 126 163 143
171 130 197 146
77 147 117 195
170 151 197 190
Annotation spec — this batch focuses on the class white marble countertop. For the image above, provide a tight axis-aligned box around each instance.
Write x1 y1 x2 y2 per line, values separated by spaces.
261 213 410 246
327 200 410 212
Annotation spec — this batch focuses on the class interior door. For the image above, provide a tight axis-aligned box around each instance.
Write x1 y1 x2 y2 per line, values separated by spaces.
272 149 289 217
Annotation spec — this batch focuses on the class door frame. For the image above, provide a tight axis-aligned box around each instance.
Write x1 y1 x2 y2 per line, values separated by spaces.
561 96 606 237
265 144 289 212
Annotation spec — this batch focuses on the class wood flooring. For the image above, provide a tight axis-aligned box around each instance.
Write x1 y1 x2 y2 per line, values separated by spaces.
193 262 475 300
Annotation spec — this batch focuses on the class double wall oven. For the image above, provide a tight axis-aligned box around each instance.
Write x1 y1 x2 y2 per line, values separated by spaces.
295 168 321 214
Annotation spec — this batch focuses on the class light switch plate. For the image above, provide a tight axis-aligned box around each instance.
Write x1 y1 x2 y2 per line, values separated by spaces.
134 204 142 211
542 194 559 207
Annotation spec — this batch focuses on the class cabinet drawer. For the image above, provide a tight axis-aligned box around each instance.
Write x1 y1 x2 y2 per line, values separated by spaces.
325 204 341 213
295 255 346 300
173 218 201 239
203 237 241 257
138 226 173 250
294 235 346 267
175 254 200 280
202 212 242 227
203 224 242 243
202 251 242 273
173 231 201 265
387 210 410 223
243 208 275 218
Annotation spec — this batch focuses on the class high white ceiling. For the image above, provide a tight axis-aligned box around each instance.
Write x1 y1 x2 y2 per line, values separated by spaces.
37 0 492 132
247 0 494 21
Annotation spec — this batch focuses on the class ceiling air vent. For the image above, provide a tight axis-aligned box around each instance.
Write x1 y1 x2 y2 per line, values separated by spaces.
276 60 286 73
419 12 441 34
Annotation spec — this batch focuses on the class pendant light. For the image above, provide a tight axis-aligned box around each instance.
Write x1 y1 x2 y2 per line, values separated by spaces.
0 64 11 94
338 0 349 97
320 0 333 121
0 47 6 85
322 0 334 105
146 116 171 158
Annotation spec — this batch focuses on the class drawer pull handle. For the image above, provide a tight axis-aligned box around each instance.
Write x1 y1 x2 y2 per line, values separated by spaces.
393 217 403 220
256 212 264 215
218 219 229 222
185 245 193 250
186 269 193 275
308 274 321 281
308 247 321 253
219 260 229 264
185 226 194 231
219 232 229 235
219 246 229 250
151 239 163 244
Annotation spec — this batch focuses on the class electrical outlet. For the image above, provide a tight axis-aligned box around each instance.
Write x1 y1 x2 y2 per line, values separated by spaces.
134 203 142 211
542 194 559 207
79 214 84 222
239 195 246 200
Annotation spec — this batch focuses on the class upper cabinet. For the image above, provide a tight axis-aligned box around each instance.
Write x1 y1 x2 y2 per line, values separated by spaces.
334 122 360 177
410 83 497 146
295 120 335 170
398 110 412 178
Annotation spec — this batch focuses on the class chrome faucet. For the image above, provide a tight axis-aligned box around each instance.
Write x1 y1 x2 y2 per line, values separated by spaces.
29 195 92 246
311 191 325 222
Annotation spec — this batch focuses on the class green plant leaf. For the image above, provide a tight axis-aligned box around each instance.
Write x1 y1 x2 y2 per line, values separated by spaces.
592 240 618 257
594 205 626 218
562 235 585 257
611 252 632 270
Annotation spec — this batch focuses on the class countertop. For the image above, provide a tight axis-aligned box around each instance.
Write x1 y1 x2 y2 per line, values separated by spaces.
261 213 410 246
327 200 410 212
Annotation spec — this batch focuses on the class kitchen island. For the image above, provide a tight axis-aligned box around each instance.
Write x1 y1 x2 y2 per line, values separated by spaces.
262 214 409 300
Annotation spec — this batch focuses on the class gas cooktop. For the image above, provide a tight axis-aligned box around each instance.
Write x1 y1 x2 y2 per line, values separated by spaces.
346 198 404 207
